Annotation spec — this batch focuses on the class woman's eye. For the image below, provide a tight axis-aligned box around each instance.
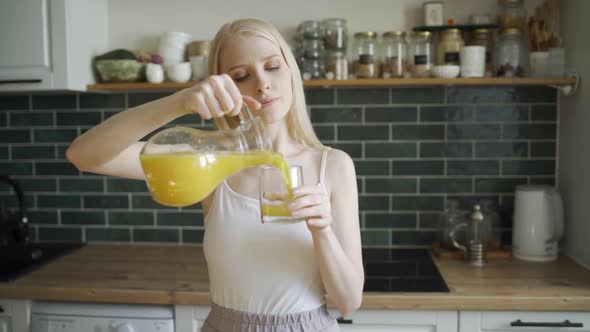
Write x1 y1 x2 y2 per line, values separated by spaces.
233 75 248 82
267 66 280 71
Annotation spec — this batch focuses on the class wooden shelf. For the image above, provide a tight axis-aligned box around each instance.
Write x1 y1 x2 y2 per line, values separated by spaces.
87 77 577 91
412 24 498 32
303 77 576 87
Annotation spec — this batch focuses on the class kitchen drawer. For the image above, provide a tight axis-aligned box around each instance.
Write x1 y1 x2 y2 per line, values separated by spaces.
0 299 30 332
460 310 590 332
0 300 15 316
329 309 457 332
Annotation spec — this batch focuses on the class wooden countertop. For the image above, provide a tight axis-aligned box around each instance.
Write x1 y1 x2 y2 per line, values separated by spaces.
1 244 590 311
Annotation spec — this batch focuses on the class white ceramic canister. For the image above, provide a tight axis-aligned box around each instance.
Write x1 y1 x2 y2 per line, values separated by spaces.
146 63 164 83
460 46 486 77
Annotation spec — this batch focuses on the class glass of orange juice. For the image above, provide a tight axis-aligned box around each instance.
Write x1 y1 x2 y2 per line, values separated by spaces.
260 165 303 224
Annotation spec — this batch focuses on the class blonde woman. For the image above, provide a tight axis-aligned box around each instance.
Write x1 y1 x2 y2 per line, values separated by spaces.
67 18 363 332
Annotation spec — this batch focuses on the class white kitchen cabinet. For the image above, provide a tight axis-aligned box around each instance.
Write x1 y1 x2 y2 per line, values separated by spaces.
175 305 209 332
0 0 108 91
0 299 31 332
459 310 590 332
174 305 458 332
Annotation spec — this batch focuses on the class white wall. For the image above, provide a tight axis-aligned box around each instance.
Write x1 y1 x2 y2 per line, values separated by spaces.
559 0 590 268
108 0 543 52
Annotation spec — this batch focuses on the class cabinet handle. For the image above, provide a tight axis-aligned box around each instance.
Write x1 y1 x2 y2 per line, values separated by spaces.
0 79 42 84
510 319 583 328
336 317 353 324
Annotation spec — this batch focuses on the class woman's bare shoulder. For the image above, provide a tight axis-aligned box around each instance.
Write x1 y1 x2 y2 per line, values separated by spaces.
324 147 356 181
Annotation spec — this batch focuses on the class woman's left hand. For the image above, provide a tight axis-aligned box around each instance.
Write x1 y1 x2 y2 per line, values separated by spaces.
288 185 332 232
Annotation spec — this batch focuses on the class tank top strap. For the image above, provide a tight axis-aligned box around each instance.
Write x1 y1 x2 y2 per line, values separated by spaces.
318 147 331 188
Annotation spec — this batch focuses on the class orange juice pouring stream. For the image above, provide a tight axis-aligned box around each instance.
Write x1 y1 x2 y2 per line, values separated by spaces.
140 151 292 207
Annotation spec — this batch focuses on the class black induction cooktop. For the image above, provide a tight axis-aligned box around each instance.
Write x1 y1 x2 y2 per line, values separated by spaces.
362 248 449 293
0 242 85 282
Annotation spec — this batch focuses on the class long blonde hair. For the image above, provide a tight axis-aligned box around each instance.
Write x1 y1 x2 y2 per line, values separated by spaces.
208 18 323 148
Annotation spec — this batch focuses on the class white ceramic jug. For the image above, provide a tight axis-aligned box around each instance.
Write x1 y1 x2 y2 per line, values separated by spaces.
512 185 564 262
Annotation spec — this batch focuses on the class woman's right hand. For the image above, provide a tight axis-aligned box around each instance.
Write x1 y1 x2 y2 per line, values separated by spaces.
181 74 261 119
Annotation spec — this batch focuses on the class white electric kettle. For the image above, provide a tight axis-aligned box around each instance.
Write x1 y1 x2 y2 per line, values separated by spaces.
512 185 564 262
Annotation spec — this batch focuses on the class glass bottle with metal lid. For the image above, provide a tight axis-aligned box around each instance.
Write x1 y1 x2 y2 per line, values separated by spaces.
380 31 407 78
409 31 433 77
498 0 527 29
352 31 378 78
495 28 527 77
437 28 464 66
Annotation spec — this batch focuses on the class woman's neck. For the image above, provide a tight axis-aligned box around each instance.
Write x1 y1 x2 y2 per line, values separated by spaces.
265 121 303 157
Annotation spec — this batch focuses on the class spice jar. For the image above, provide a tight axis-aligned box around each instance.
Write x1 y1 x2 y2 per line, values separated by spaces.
437 28 464 66
322 18 348 52
380 31 407 78
352 32 378 78
495 28 528 77
325 51 348 80
469 29 494 76
409 31 433 77
498 0 527 29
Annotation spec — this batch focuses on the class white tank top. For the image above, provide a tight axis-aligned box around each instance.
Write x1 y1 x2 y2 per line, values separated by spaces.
203 148 330 315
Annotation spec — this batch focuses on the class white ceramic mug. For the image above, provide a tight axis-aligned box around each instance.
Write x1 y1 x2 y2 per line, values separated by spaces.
460 46 486 78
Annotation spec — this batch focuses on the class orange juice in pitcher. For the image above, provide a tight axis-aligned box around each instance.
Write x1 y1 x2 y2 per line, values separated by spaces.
139 105 294 208
140 150 292 207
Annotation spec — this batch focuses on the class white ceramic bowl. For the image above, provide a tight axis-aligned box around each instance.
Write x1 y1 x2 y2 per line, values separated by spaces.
432 65 461 78
165 62 192 83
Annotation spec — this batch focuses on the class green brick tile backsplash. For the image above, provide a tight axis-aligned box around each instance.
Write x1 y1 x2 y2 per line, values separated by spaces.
79 93 125 109
10 112 54 126
86 227 131 242
0 95 29 110
366 107 417 122
12 146 55 159
56 112 102 126
0 87 558 247
32 94 77 109
0 129 30 143
182 229 205 244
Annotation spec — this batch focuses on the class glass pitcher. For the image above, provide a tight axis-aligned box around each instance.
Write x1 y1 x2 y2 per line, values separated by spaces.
139 105 292 207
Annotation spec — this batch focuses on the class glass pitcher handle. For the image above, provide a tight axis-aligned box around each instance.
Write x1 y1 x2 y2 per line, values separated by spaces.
449 222 468 252
214 103 254 130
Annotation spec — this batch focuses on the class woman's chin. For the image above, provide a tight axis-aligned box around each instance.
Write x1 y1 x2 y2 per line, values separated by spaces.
260 110 288 124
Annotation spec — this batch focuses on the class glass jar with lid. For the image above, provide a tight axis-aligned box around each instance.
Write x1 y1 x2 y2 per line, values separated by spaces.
495 28 528 77
325 51 348 80
380 31 407 78
322 18 348 52
352 32 378 78
296 20 322 40
296 20 324 80
408 31 433 77
301 38 324 60
437 28 464 66
498 0 527 29
469 29 494 76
